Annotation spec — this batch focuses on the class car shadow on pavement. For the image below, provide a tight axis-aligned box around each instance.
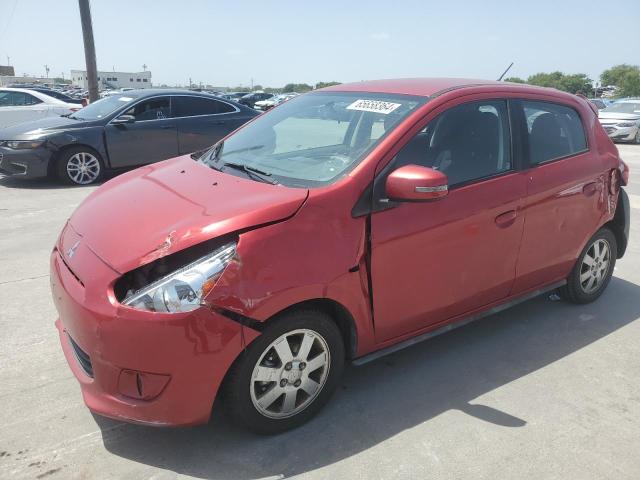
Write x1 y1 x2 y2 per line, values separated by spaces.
96 276 640 479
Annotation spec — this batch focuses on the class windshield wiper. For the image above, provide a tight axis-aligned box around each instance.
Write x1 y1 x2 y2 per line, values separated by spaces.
222 161 278 185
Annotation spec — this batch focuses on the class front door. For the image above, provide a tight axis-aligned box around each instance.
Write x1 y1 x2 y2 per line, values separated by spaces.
105 96 178 167
370 99 527 342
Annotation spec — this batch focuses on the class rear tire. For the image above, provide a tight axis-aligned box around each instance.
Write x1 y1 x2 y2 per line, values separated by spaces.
559 227 617 304
222 309 345 434
56 146 104 185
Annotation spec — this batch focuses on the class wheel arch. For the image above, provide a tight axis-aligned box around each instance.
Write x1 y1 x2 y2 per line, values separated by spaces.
50 143 105 176
604 189 629 259
254 298 358 360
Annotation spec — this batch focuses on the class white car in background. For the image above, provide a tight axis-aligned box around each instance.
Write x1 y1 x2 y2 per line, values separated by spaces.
0 88 80 128
598 99 640 144
254 93 299 111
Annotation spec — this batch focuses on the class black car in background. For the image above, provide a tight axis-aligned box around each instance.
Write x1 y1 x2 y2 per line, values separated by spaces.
0 90 258 185
238 92 274 109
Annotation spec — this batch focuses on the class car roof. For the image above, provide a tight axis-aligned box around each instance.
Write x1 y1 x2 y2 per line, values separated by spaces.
318 77 559 97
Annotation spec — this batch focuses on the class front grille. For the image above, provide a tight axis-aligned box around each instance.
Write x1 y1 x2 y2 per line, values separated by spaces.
67 334 94 377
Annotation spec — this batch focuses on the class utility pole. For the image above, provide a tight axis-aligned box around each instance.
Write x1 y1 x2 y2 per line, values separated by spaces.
44 64 50 78
78 0 99 102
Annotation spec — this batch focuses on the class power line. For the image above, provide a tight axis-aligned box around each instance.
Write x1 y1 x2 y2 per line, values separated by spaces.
0 0 18 48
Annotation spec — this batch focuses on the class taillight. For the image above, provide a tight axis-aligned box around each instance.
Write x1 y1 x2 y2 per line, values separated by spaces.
70 107 81 112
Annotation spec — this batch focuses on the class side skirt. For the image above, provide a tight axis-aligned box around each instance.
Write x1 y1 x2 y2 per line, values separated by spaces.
352 280 566 366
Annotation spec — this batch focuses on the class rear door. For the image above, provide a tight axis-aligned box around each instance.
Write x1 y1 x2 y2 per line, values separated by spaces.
172 95 247 154
370 98 527 342
512 99 606 292
105 96 178 167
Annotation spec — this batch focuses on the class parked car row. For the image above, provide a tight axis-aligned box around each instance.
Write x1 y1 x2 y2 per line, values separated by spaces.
0 89 258 184
254 93 299 111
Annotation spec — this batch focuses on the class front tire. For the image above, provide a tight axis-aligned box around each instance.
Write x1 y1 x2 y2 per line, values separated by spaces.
223 309 345 434
560 227 617 304
56 146 104 185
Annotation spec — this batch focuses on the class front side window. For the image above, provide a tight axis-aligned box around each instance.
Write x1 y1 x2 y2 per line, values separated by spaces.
123 97 170 121
522 100 587 165
202 92 425 187
391 100 511 187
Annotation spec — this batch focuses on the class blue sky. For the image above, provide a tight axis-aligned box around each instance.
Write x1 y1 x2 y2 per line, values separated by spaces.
1 0 638 87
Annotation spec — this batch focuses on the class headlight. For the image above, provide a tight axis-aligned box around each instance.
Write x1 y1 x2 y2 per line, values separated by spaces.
617 122 638 128
1 140 45 149
123 242 236 313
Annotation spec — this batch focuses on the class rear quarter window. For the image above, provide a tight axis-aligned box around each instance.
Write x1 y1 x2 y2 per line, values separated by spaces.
521 100 587 165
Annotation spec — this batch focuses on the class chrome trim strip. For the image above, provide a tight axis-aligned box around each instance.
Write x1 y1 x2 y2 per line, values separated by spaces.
108 94 240 125
415 185 448 193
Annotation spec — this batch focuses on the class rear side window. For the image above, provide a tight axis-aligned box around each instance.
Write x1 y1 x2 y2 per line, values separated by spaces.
173 96 236 117
0 91 42 106
521 101 587 165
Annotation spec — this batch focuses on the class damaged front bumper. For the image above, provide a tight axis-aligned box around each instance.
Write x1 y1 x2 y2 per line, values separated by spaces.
50 240 255 426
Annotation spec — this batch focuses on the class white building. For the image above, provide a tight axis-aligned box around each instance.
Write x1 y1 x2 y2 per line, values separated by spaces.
70 70 152 90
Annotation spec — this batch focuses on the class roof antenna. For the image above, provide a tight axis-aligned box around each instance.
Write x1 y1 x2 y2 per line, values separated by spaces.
497 62 514 81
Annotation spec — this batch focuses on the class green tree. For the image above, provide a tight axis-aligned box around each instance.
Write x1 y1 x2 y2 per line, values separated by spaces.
315 81 341 89
526 71 593 95
600 64 640 87
618 72 640 97
504 77 525 83
283 83 313 93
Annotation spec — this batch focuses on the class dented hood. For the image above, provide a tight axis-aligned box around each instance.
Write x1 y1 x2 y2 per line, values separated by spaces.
68 156 308 274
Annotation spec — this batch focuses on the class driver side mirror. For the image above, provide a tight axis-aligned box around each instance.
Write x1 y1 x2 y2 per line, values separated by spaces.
111 114 135 125
386 164 449 201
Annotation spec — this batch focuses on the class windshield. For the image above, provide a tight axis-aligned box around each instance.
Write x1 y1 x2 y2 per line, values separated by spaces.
602 102 640 114
71 95 137 120
202 92 425 187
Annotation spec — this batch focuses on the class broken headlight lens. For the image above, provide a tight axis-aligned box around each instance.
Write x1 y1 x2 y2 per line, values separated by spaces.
122 242 236 313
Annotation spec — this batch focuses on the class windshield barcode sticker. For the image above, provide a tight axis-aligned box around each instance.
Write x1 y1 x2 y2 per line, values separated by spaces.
346 99 402 115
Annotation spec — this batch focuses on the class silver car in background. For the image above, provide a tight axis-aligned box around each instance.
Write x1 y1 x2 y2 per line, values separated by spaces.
598 99 640 143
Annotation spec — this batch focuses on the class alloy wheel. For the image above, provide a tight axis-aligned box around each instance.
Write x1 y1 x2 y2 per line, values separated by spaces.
579 238 611 294
250 329 330 419
66 152 101 185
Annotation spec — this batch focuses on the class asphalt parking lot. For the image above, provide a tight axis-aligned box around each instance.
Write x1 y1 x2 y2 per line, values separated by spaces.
1 144 640 480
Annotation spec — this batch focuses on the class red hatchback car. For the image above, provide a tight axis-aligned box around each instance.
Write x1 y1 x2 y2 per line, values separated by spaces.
51 78 630 434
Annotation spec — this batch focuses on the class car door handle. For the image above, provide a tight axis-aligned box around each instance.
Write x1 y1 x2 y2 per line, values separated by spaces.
208 120 226 125
495 210 517 228
582 182 597 196
159 124 175 129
